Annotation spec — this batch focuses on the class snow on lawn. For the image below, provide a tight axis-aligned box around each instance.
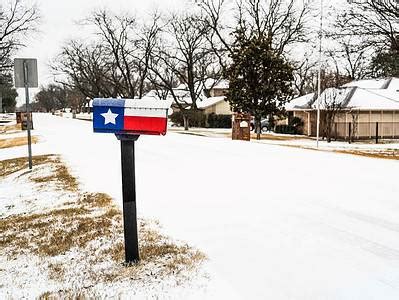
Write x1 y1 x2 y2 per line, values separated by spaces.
2 113 399 299
0 154 208 298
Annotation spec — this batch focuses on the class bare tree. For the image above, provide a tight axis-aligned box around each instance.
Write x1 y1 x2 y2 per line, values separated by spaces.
148 12 221 130
198 0 311 58
0 0 40 71
348 107 359 143
134 12 162 98
52 41 121 99
336 0 399 51
88 10 138 98
319 88 345 143
293 54 317 96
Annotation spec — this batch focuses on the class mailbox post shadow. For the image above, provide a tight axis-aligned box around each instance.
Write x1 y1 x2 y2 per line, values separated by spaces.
116 134 140 263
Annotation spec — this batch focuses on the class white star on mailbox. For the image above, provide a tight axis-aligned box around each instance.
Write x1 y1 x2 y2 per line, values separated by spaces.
101 109 118 125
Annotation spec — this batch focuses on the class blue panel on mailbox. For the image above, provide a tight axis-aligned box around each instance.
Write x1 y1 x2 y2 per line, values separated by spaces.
93 100 125 133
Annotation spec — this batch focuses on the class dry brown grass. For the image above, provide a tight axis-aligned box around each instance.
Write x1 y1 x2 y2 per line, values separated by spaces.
249 133 311 141
31 162 79 191
273 142 399 161
1 154 79 191
0 123 21 133
2 157 206 295
0 135 39 149
1 191 206 283
335 149 399 160
0 154 57 177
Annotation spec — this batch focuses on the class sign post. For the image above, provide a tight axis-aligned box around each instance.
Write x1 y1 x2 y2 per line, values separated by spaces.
14 58 38 170
93 98 172 263
117 134 140 262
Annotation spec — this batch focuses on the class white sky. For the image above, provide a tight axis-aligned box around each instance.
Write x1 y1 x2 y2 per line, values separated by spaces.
15 0 187 105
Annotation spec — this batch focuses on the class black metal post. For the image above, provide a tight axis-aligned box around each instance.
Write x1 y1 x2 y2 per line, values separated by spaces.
376 122 379 144
23 61 33 170
348 122 352 144
117 134 140 263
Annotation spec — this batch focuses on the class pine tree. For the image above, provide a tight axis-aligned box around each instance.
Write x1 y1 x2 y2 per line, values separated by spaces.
226 32 294 140
0 73 18 112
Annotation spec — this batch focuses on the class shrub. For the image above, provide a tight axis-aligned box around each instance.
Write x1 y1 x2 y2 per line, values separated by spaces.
207 113 232 128
289 116 304 128
170 110 207 127
275 124 297 134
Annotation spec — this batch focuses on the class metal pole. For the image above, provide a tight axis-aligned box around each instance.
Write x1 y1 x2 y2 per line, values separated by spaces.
316 0 323 148
348 122 352 144
376 122 379 144
23 61 33 170
119 134 140 263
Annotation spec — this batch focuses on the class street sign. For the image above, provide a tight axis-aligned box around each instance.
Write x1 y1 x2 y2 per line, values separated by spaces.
14 58 38 170
14 58 38 88
93 98 172 263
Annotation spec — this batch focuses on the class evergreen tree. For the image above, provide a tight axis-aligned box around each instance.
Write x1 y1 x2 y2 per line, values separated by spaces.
370 50 399 78
0 73 18 112
226 33 294 139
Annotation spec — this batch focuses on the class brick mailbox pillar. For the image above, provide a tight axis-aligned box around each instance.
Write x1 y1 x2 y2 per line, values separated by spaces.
232 113 251 141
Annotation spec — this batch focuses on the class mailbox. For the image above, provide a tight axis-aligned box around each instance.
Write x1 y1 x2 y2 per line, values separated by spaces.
93 98 172 136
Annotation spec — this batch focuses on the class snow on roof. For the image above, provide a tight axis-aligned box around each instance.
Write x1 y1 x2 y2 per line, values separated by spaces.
342 78 388 89
345 88 399 110
285 93 314 110
204 78 229 90
387 78 399 91
196 96 226 109
288 77 399 111
308 87 399 111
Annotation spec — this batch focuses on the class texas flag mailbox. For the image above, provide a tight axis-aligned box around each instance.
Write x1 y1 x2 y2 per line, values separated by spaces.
92 97 172 264
93 98 172 136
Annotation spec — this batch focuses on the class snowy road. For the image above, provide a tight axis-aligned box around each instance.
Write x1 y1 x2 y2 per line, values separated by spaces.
3 113 399 299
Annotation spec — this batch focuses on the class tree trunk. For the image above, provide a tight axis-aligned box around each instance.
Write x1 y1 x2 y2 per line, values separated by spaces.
255 116 261 140
183 114 189 131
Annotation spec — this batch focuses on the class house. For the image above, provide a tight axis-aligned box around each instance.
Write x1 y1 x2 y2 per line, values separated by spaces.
286 77 399 139
204 79 229 97
145 79 232 116
197 96 231 115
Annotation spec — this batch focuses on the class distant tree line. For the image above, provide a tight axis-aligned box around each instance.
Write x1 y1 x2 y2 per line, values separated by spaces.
48 0 398 133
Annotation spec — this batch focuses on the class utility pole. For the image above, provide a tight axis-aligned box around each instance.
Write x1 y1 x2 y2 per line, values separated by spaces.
316 0 323 148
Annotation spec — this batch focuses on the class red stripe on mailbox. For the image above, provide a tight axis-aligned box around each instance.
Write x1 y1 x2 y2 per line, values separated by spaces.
124 116 167 134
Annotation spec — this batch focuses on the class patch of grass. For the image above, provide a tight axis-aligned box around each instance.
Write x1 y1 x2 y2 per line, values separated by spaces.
249 133 310 141
0 154 57 177
335 149 399 160
0 136 39 149
0 123 21 133
78 192 113 208
29 158 79 191
48 262 65 281
2 157 206 295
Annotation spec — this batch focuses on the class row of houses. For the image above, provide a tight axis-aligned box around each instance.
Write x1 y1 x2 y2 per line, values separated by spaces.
86 76 399 139
149 76 399 140
286 77 399 139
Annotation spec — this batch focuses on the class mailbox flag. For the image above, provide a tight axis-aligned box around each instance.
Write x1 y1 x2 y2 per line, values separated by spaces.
93 98 171 135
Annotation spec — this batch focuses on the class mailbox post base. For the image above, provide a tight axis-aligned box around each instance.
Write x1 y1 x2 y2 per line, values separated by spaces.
117 134 140 263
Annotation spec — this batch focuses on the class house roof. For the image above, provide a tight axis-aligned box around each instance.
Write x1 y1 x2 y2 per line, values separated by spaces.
204 78 229 90
287 77 399 111
196 96 226 109
285 93 315 110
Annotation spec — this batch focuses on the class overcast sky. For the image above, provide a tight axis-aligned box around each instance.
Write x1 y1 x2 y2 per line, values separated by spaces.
14 0 343 106
15 0 186 105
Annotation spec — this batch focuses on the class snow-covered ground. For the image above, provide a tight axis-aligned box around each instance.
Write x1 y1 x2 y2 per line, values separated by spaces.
2 113 399 299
